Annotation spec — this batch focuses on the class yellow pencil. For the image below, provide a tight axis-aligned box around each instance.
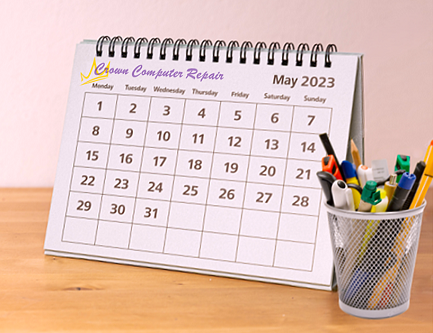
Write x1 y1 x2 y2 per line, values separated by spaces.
409 158 433 209
423 139 433 162
368 142 433 309
350 139 362 169
410 140 433 209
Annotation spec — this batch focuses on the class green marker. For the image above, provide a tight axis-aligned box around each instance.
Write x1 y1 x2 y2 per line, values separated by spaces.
395 155 410 182
358 181 382 212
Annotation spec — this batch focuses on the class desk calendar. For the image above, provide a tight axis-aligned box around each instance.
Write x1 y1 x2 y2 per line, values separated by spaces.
45 37 364 290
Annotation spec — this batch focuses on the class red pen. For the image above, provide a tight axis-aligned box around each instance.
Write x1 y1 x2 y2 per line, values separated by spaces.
322 155 343 180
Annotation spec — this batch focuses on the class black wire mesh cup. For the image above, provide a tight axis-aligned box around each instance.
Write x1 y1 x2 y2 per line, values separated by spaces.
325 201 426 319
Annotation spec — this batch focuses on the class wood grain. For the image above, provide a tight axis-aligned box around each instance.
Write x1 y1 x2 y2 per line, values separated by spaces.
0 188 431 332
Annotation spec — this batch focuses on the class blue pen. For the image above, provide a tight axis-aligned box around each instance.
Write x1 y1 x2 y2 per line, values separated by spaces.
343 269 374 305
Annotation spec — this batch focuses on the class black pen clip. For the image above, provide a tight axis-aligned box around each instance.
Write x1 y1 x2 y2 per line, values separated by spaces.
347 183 363 195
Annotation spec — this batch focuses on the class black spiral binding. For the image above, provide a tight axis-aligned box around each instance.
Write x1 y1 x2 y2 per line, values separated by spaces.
121 37 135 58
253 42 266 65
160 38 174 60
96 36 337 67
108 36 122 57
296 43 309 67
186 39 199 61
199 40 212 62
267 42 281 65
173 39 186 61
213 40 226 63
134 38 148 59
147 38 160 59
226 41 239 64
310 43 323 67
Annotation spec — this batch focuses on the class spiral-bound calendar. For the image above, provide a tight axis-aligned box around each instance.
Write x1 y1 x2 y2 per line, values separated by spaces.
44 37 363 290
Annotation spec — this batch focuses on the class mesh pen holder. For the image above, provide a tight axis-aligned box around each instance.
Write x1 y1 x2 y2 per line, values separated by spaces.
326 201 426 319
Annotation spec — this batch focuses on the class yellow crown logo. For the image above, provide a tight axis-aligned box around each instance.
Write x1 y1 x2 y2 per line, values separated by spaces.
81 58 110 85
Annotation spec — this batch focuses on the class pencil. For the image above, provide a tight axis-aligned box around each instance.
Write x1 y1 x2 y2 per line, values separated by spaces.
351 139 362 169
424 140 433 162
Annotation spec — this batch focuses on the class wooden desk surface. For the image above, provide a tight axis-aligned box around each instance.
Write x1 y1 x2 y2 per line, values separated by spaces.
0 188 431 332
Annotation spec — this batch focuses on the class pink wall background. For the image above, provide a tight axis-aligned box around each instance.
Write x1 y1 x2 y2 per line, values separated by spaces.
0 0 431 187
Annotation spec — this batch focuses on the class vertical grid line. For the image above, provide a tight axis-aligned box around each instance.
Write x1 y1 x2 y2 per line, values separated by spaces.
272 106 296 266
198 101 222 257
234 103 258 261
162 98 187 253
93 95 119 245
127 97 153 249
61 92 90 241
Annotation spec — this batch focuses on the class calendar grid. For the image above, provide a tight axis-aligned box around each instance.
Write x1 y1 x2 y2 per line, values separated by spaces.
63 92 332 272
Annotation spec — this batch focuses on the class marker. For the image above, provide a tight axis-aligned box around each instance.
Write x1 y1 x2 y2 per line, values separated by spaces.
357 165 374 188
358 181 381 212
370 189 389 213
394 154 410 183
350 139 362 169
316 171 337 206
401 161 426 210
341 161 361 210
331 180 351 210
322 155 343 180
384 174 398 202
319 133 345 180
386 172 416 212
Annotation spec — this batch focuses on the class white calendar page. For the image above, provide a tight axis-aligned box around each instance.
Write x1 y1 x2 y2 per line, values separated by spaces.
45 40 362 290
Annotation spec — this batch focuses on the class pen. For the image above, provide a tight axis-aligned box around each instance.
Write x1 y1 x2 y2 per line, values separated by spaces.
384 174 398 202
350 139 362 169
401 161 426 210
358 181 382 212
394 154 410 183
319 133 345 180
316 171 337 206
386 172 416 212
331 180 352 210
357 165 374 188
341 161 361 210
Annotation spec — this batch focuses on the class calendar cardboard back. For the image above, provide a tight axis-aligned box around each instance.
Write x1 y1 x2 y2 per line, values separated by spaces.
45 38 363 290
